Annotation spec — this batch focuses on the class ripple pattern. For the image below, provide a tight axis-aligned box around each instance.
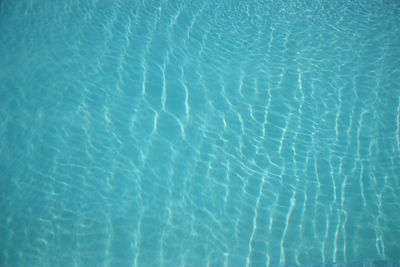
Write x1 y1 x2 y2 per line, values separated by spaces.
1 0 400 266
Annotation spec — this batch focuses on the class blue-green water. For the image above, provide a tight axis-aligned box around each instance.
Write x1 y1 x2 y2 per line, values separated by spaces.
1 0 400 266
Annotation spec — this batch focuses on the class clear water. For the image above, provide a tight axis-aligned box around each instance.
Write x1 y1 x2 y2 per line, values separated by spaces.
1 0 400 266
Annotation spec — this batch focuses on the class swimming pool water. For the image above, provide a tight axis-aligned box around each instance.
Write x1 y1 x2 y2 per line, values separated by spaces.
1 0 400 266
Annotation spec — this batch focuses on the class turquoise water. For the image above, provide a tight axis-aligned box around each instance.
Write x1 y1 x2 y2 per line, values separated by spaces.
1 0 400 266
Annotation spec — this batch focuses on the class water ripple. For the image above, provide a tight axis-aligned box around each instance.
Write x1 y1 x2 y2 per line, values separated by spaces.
1 0 400 266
